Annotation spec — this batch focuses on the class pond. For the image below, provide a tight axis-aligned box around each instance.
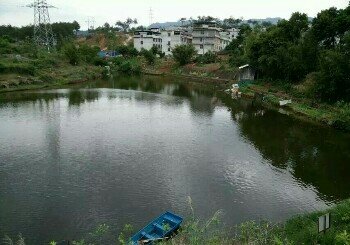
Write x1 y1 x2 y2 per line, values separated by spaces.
0 75 350 244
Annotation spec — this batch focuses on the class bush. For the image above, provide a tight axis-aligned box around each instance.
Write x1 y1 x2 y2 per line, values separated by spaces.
313 50 350 103
0 62 36 75
140 48 156 65
195 51 218 64
112 56 124 66
93 57 108 67
79 44 99 63
172 44 197 65
118 60 141 74
62 43 79 65
150 46 165 58
116 45 138 57
0 63 5 73
0 37 12 54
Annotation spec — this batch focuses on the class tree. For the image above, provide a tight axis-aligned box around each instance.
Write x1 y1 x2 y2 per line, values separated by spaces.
222 18 242 28
63 43 79 65
115 18 138 32
172 44 197 65
312 7 342 48
315 49 350 102
116 45 138 57
140 48 156 65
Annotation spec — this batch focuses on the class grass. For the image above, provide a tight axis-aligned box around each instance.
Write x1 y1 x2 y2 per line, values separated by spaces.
241 83 350 132
2 200 350 244
0 55 103 93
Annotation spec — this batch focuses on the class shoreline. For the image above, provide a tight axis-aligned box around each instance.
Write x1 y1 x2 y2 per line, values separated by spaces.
1 70 349 133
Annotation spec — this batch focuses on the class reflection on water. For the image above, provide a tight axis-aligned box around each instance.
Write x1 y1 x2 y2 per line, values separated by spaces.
0 75 349 244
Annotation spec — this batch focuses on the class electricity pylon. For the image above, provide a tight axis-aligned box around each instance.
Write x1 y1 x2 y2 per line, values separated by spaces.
26 0 56 51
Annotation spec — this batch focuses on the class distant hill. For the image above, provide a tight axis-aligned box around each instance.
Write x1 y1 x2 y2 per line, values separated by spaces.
246 17 282 25
148 17 313 29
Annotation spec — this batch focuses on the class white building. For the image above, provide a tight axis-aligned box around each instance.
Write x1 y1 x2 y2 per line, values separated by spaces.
192 22 232 54
133 23 233 55
160 29 193 55
133 29 162 52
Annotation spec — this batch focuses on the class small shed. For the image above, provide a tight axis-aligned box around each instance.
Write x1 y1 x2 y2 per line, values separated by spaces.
238 64 256 82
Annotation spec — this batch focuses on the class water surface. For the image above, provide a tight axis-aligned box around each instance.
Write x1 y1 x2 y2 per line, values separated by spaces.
0 76 350 244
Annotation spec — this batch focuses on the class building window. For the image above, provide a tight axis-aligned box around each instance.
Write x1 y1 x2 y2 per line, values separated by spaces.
168 41 171 45
200 38 203 42
141 41 143 45
200 44 203 49
168 47 171 51
168 32 171 37
201 31 204 34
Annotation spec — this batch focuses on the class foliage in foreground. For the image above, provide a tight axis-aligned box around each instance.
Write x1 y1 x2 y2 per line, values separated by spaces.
3 199 350 244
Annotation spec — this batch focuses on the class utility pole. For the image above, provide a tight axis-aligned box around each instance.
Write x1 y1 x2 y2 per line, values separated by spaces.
26 0 56 52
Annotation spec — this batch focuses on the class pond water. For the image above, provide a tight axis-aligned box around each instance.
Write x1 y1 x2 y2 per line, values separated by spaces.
0 76 350 244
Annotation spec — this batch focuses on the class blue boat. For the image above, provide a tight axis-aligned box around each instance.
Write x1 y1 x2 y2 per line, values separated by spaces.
130 211 183 244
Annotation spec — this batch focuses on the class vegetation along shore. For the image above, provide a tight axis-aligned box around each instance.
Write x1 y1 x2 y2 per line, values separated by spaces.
1 4 349 131
3 199 350 244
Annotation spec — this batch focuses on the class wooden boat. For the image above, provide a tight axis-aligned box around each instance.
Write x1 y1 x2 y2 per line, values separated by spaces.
130 211 183 244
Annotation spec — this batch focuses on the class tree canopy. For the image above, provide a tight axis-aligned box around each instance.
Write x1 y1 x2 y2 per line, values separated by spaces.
226 4 350 102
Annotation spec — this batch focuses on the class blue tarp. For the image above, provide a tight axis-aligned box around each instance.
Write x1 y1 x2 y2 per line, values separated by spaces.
98 50 119 58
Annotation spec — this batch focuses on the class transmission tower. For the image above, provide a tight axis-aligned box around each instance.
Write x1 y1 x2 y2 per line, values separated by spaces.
149 8 154 26
86 17 95 31
26 0 56 51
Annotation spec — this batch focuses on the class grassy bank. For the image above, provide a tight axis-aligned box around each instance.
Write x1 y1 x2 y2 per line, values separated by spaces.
160 199 350 245
4 199 350 244
239 83 350 131
0 54 103 93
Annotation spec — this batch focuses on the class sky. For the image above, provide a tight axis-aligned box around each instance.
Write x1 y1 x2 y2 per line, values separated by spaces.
0 0 348 29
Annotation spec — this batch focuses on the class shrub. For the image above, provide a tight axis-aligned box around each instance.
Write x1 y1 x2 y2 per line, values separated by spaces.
195 51 218 64
116 45 138 57
150 46 165 58
140 48 156 65
79 44 99 63
63 43 79 65
112 56 124 66
0 62 36 75
118 59 141 74
0 37 12 54
0 63 5 73
93 57 108 67
172 44 197 65
314 50 350 103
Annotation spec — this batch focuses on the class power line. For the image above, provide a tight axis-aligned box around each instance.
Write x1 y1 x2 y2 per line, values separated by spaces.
26 0 56 52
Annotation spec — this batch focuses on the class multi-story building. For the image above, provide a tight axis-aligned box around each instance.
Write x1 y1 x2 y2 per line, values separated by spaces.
161 29 193 55
133 23 233 55
133 29 162 52
192 22 222 54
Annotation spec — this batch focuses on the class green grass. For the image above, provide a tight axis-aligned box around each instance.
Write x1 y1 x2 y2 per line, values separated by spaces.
3 200 350 244
241 84 350 132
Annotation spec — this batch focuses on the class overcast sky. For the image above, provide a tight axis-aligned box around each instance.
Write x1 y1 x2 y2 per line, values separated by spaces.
0 0 348 29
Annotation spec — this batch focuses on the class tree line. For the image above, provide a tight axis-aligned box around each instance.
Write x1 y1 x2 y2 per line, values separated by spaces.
225 4 350 103
0 21 80 41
